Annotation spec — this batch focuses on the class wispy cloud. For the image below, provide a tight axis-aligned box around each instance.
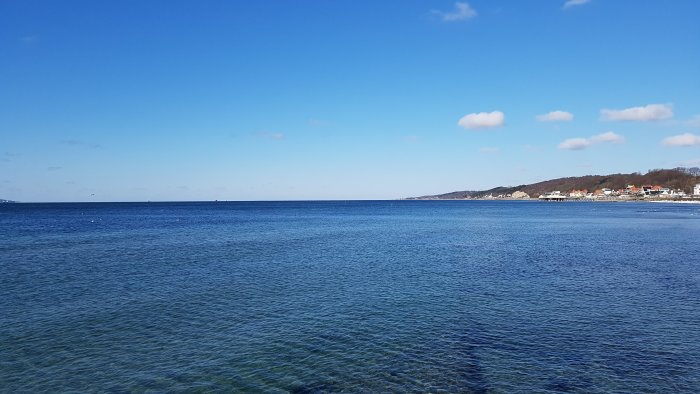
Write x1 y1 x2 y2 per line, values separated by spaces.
558 131 625 150
1 152 20 162
60 139 104 149
403 135 419 143
600 104 673 122
308 119 329 127
679 158 700 167
662 133 700 147
47 166 63 171
686 115 700 128
433 2 477 22
458 111 504 129
590 131 625 144
536 110 574 122
19 35 39 44
563 0 591 9
256 131 284 140
522 144 541 152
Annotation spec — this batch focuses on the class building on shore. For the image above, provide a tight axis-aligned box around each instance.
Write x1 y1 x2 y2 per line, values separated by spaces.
539 191 566 201
538 183 698 201
569 189 587 198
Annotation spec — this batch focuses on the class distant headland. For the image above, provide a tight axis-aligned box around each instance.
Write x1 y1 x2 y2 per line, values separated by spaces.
408 167 700 201
0 199 16 203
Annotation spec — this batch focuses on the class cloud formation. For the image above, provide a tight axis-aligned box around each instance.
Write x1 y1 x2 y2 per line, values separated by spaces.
433 2 477 22
1 152 18 162
536 110 574 122
256 131 284 140
308 119 329 127
563 0 591 8
558 138 590 150
590 131 625 143
458 111 504 129
662 133 700 147
600 104 673 122
558 132 625 150
686 115 700 128
60 139 103 149
680 158 700 167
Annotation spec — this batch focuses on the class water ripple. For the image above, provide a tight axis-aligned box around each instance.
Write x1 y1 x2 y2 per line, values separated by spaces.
1 201 699 392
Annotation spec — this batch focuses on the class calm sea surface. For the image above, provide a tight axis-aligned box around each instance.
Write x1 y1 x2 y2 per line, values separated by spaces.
1 201 699 393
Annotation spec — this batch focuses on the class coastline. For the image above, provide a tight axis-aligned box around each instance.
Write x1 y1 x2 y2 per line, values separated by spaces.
406 198 700 203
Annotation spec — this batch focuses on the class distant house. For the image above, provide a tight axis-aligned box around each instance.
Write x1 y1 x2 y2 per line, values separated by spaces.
694 183 700 196
539 191 566 201
568 189 587 198
641 185 666 196
673 190 686 197
624 184 641 195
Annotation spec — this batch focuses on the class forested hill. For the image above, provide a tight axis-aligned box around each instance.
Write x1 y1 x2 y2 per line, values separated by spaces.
411 168 700 199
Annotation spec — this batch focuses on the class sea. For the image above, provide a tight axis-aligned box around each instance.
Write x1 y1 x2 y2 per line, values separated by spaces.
1 201 699 393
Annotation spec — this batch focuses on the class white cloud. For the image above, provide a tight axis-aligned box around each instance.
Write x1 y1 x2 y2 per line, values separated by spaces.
558 138 590 150
600 104 673 121
662 133 700 147
590 131 625 144
433 2 477 22
686 115 700 128
458 111 504 129
558 132 625 150
536 110 574 122
563 0 591 8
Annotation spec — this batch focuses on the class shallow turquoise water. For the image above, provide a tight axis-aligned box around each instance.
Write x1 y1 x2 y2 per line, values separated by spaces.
1 201 699 392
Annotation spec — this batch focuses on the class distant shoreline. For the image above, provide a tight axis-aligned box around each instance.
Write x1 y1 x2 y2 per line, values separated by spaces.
3 199 700 204
406 198 700 204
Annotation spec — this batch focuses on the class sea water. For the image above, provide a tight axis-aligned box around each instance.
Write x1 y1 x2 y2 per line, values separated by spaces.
1 201 699 392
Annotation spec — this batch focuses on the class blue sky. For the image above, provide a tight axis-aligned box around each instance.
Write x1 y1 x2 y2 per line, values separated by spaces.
1 0 699 201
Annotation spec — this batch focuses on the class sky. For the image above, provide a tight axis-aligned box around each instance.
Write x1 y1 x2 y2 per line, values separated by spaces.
1 0 699 201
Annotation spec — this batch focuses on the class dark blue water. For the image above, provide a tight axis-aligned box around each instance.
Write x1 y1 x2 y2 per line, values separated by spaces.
1 201 699 392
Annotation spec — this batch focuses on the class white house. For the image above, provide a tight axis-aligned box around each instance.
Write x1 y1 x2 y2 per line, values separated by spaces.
694 183 700 196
